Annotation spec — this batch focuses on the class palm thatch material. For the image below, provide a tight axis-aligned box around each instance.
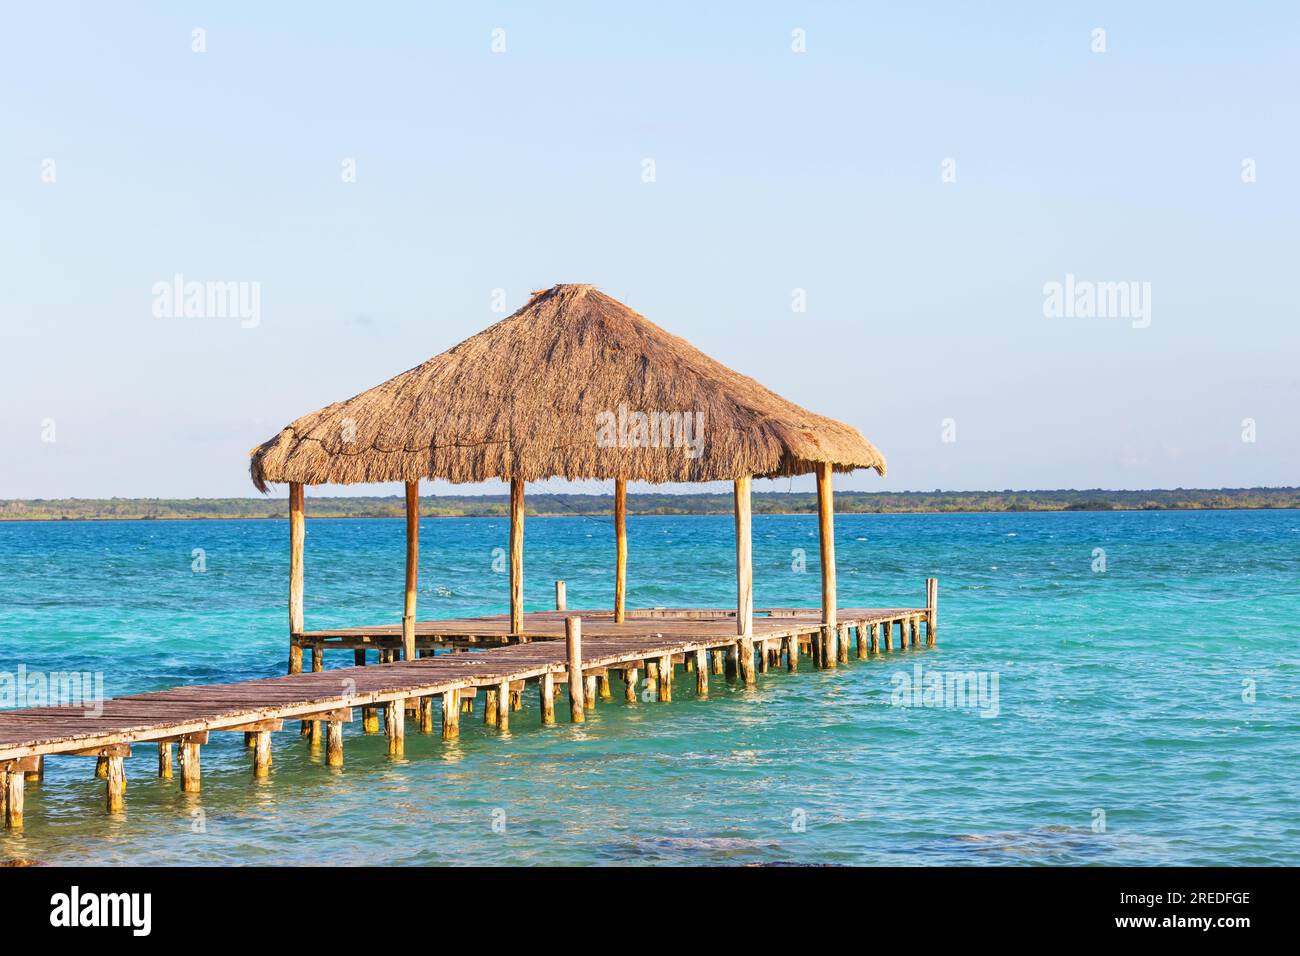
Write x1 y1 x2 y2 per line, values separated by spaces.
249 284 885 490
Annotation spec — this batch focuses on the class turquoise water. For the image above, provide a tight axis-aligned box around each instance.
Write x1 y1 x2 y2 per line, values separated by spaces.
1 510 1297 866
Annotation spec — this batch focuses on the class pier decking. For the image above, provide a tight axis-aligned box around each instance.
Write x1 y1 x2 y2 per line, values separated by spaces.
1 602 934 831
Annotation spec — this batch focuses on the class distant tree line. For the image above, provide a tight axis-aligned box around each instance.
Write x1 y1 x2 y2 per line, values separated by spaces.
3 487 1297 521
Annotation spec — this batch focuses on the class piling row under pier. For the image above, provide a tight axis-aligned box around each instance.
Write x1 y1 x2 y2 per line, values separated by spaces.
1 592 935 832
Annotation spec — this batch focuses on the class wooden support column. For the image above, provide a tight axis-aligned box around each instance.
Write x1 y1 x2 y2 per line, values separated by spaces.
614 478 627 623
757 639 769 673
815 462 838 667
645 659 660 695
509 478 524 635
326 720 344 767
784 635 798 672
566 617 585 722
695 649 709 699
253 731 272 777
624 667 639 702
24 756 43 783
657 655 672 702
496 679 510 731
598 672 613 702
711 649 724 675
288 481 305 674
385 700 405 755
540 673 556 724
104 755 126 812
158 742 173 779
555 580 566 610
910 618 919 648
869 622 880 654
837 624 850 663
484 687 498 726
926 578 938 646
180 739 202 793
583 675 598 710
402 480 419 662
442 690 460 740
4 770 23 830
734 476 756 685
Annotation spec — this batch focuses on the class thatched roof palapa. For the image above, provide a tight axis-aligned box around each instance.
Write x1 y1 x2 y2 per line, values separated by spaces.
249 284 885 491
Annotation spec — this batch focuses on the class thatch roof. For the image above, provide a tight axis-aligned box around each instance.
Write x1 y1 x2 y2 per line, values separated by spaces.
249 284 885 490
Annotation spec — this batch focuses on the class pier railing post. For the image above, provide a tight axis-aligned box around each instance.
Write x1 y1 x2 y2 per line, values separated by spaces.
555 580 566 611
926 578 938 646
566 617 585 722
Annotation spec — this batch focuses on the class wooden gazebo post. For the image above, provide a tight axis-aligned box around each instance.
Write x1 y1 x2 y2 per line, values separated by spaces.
734 475 756 685
614 478 627 624
402 480 419 661
509 478 524 635
815 462 838 668
288 481 305 674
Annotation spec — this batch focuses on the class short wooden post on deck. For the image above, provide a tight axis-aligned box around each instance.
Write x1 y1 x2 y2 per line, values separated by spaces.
288 481 306 674
816 462 838 668
402 480 419 662
555 580 566 611
509 478 525 635
614 477 627 623
540 673 556 724
926 578 938 646
734 475 756 686
566 617 585 722
442 689 460 740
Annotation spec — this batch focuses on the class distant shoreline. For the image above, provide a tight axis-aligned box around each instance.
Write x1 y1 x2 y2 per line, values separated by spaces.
3 488 1297 521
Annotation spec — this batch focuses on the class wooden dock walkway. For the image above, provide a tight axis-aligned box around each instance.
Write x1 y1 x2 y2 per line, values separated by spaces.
1 604 935 831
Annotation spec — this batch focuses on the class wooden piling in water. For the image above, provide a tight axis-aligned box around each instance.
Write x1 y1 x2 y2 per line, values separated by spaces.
158 741 173 778
657 655 672 702
180 740 202 792
326 721 343 768
484 687 498 726
442 690 460 740
386 700 405 755
540 673 556 724
104 755 126 812
695 649 708 698
624 667 638 702
496 679 510 731
5 769 23 830
837 624 850 664
566 617 585 722
253 731 272 777
583 675 597 710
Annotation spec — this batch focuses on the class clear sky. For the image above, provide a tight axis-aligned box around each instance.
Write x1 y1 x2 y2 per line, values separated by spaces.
2 2 1296 499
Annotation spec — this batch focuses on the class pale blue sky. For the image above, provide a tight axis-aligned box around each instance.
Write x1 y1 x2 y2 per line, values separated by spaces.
2 2 1296 498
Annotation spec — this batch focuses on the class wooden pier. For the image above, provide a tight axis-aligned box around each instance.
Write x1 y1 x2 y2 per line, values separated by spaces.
0 596 935 831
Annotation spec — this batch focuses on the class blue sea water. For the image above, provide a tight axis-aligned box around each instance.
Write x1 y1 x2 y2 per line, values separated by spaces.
1 510 1297 866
